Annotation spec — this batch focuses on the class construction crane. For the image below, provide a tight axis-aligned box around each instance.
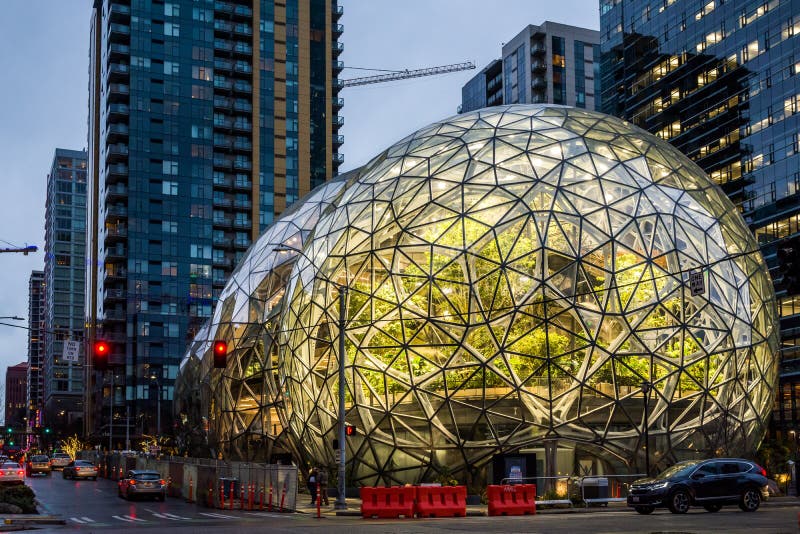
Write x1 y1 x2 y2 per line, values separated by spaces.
341 61 476 88
0 245 37 255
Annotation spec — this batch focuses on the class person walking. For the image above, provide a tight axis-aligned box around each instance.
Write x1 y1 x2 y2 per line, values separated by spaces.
318 467 330 505
307 466 319 505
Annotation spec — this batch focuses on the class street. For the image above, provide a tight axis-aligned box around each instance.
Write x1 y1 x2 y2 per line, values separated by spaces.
22 473 800 533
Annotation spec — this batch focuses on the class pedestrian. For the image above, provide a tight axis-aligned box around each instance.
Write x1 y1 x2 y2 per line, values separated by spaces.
318 467 329 505
307 466 319 505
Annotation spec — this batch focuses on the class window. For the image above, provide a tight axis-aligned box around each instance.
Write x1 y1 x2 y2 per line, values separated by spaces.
161 262 177 276
164 22 180 37
164 61 179 75
162 181 178 195
162 161 178 175
192 66 213 81
190 244 211 259
164 3 179 16
694 463 720 477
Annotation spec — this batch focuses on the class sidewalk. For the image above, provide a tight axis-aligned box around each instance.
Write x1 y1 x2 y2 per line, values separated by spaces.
295 495 800 518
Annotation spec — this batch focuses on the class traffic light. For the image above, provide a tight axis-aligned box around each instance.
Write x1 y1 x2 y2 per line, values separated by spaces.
5 428 11 434
213 340 228 368
44 428 51 434
344 423 356 437
93 340 110 370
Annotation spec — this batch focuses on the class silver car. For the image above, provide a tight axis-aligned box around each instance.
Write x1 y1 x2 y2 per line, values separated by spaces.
63 460 98 480
118 470 166 501
49 453 71 470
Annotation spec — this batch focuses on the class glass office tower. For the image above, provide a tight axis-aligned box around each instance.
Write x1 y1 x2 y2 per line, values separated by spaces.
86 0 342 443
600 0 800 437
44 149 88 435
27 271 46 434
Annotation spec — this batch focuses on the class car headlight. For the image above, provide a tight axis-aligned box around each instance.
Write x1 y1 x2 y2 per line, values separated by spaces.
650 481 669 489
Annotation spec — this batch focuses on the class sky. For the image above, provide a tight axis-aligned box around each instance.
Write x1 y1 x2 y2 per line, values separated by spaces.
0 1 599 395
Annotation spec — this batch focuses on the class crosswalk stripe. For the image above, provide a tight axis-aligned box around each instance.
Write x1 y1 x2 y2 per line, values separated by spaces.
199 512 237 519
163 513 191 520
123 515 148 522
70 518 86 524
152 513 177 520
81 517 95 522
111 515 136 523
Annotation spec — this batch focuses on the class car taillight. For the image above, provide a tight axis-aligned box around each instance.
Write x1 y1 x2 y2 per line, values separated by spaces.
18 471 23 476
75 467 81 471
758 465 767 477
159 479 165 485
128 479 136 485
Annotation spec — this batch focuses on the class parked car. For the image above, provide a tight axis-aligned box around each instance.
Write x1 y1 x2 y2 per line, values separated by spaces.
26 455 51 477
628 458 769 514
0 462 25 485
63 460 98 481
49 453 72 470
117 470 166 501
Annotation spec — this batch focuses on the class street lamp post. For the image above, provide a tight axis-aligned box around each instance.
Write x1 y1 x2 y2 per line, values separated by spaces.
150 374 161 436
335 286 348 510
641 380 651 476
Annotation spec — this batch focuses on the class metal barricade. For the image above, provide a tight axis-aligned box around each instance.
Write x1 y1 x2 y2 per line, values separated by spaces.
580 474 645 505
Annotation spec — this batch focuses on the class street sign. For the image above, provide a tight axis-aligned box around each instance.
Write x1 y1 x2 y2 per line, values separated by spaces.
63 340 81 362
689 269 705 296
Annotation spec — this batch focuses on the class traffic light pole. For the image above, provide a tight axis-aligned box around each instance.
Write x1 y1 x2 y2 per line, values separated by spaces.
335 287 347 510
109 371 113 452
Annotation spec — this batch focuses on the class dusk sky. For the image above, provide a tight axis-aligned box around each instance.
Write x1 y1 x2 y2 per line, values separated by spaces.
0 1 599 393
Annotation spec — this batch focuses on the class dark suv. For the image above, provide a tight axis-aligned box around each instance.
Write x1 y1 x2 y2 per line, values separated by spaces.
627 459 769 515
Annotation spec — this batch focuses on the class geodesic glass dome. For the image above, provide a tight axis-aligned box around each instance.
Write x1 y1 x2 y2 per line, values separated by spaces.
277 105 779 485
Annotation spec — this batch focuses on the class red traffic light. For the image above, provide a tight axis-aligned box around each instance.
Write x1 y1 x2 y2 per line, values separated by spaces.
213 340 228 368
345 423 356 437
94 341 109 355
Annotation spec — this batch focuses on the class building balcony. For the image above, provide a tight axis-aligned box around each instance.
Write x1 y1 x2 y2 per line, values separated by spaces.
108 23 130 42
234 62 252 74
233 140 252 151
332 78 344 90
108 84 129 102
213 157 233 169
233 100 252 112
102 332 128 344
213 216 233 228
333 115 344 126
233 178 252 190
214 19 233 33
213 257 233 268
108 43 129 59
532 76 547 89
233 160 251 170
108 3 130 22
106 123 129 142
234 199 251 209
234 24 252 37
107 204 128 218
333 60 344 74
532 59 547 72
333 134 344 147
214 117 233 129
332 4 343 20
232 121 252 132
214 78 233 90
105 243 127 260
333 152 344 164
214 1 233 14
531 42 546 55
232 4 252 18
332 97 344 111
213 174 233 188
103 308 126 322
213 136 232 149
105 183 128 200
214 58 233 72
332 23 344 36
333 41 344 56
214 39 234 52
213 196 233 208
104 225 127 241
105 142 128 163
108 63 129 81
104 267 127 280
212 276 227 287
103 288 126 302
213 235 230 246
233 43 252 56
214 96 232 110
106 162 128 180
233 220 251 230
234 239 250 250
107 103 129 121
233 81 252 94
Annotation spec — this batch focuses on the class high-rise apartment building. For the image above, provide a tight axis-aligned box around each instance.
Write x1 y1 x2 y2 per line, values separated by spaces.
461 22 601 113
44 149 87 435
600 0 800 437
27 271 45 430
5 363 28 428
86 0 343 442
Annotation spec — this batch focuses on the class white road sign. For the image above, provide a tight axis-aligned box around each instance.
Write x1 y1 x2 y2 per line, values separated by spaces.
63 340 81 362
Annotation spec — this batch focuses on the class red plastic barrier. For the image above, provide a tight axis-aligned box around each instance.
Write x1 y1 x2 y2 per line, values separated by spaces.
360 486 416 519
415 486 466 518
487 484 536 516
